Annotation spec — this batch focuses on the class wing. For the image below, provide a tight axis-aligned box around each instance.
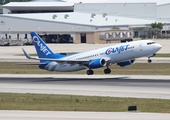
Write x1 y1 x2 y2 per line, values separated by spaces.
22 48 89 65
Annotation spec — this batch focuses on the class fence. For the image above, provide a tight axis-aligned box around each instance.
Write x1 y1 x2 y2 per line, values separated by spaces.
0 38 32 46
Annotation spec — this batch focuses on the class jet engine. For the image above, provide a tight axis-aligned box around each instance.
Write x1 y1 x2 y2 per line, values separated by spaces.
89 58 106 69
39 62 58 71
117 59 135 67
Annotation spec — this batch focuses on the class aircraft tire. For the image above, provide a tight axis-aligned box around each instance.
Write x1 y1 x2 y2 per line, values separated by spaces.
104 68 111 74
87 70 94 75
148 59 152 63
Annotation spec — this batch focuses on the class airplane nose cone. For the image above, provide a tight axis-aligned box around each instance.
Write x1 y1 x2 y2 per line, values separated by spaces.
154 43 162 51
157 44 162 50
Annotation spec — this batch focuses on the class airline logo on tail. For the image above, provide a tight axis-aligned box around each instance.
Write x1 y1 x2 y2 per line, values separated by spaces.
33 36 51 56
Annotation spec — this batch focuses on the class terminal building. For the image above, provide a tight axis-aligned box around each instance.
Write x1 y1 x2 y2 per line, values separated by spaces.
0 1 170 44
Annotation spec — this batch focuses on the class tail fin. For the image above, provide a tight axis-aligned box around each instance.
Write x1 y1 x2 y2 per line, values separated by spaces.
30 32 65 59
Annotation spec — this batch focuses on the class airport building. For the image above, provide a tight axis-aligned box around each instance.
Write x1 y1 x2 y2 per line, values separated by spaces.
0 2 170 44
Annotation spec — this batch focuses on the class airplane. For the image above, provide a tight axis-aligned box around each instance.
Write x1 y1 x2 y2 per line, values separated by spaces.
22 31 162 75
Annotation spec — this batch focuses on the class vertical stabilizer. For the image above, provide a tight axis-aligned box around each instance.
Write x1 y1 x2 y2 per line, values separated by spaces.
30 32 65 59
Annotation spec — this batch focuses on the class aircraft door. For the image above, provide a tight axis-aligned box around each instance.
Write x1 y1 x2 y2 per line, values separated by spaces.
139 42 143 51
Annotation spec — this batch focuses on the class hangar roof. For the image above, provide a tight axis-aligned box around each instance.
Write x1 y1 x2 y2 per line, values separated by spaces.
3 2 74 7
3 2 74 11
3 12 159 27
157 3 170 7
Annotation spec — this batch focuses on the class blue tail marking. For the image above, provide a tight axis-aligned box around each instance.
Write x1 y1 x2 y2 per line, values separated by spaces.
30 32 65 60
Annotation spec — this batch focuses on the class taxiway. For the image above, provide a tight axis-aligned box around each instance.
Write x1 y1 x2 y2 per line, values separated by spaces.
0 111 169 120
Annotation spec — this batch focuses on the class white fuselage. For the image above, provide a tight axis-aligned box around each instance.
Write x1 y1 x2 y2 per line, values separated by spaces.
44 40 161 72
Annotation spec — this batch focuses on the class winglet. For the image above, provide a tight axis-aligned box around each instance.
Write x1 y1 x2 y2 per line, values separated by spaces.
22 48 35 59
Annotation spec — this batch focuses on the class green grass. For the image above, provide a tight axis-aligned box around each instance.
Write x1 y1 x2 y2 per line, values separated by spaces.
0 93 170 112
0 62 170 75
155 54 170 57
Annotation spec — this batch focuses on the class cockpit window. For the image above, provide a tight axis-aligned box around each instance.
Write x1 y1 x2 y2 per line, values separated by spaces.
147 42 155 45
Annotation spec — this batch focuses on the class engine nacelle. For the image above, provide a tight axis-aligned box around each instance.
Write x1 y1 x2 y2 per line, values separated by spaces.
89 58 106 69
117 59 135 67
39 62 58 71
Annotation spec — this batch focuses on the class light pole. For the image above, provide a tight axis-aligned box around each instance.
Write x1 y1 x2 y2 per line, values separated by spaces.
8 28 12 39
164 22 167 38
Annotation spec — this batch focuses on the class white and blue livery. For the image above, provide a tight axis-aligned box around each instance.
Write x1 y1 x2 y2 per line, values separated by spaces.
22 32 162 75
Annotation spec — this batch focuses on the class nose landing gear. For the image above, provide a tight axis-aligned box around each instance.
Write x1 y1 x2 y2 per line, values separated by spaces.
148 54 156 63
148 58 152 63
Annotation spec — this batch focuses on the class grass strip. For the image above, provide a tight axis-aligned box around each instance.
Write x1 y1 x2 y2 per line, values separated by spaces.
155 54 170 57
0 62 170 75
0 93 170 112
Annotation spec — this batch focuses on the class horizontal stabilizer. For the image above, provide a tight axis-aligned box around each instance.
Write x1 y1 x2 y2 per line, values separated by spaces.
22 48 89 65
22 48 36 60
15 63 46 66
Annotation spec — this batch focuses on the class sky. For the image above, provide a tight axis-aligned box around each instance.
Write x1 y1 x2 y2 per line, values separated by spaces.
65 0 170 5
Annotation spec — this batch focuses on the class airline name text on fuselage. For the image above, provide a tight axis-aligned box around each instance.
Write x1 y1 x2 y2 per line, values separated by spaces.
105 44 129 55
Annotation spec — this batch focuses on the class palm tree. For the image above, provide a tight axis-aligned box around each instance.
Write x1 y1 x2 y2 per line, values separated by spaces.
143 22 163 39
151 22 163 39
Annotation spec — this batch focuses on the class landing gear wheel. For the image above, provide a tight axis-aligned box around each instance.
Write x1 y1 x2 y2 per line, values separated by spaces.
86 69 94 75
148 59 152 63
104 68 111 74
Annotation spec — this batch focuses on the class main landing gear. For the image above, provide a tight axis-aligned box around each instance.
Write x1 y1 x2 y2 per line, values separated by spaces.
104 68 111 74
86 67 111 75
86 69 94 75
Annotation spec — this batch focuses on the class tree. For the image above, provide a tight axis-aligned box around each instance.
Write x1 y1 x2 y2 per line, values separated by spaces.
150 22 163 39
151 22 163 30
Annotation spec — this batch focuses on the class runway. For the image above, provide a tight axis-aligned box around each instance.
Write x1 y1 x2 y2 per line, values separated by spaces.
0 74 170 119
0 74 170 99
